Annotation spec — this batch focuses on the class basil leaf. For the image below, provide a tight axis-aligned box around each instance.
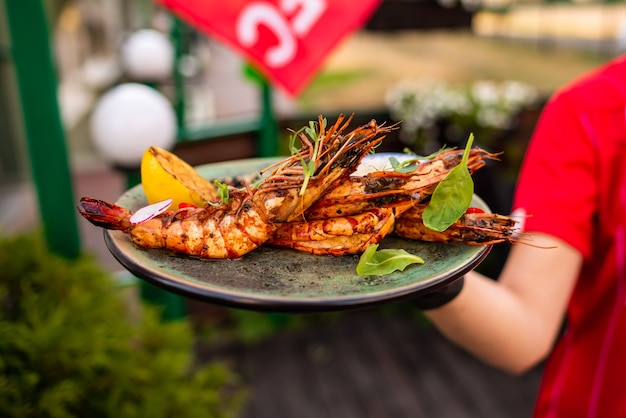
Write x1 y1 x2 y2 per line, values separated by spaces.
423 134 475 232
356 244 424 276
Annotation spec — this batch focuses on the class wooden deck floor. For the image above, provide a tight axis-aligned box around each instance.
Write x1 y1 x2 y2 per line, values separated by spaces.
196 309 542 418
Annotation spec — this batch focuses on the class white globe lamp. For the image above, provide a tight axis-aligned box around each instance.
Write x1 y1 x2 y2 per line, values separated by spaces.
121 29 174 81
90 83 177 168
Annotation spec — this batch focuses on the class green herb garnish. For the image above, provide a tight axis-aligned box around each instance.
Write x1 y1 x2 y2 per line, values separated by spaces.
215 180 230 204
389 147 453 173
289 119 326 196
206 180 230 206
389 156 419 173
356 244 424 276
423 133 475 232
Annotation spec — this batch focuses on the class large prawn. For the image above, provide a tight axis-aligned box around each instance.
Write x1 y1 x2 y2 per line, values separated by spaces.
393 204 519 245
268 207 395 256
78 187 273 259
304 147 500 220
252 114 396 223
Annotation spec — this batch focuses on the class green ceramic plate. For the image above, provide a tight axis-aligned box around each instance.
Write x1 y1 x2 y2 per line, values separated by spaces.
104 156 491 313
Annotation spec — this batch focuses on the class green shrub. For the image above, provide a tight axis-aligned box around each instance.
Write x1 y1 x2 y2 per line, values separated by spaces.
0 233 246 418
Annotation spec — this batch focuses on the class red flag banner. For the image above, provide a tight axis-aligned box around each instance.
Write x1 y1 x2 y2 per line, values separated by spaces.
156 0 381 96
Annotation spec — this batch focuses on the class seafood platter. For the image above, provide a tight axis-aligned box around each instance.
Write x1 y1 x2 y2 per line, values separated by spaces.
79 115 518 312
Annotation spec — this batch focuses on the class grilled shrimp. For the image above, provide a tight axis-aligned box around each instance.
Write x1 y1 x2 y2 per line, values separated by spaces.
267 207 395 256
252 114 396 223
393 204 518 245
78 115 395 259
78 189 273 259
78 113 519 261
305 147 499 220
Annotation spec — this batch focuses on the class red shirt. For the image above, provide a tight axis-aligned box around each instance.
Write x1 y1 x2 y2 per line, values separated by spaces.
513 55 626 418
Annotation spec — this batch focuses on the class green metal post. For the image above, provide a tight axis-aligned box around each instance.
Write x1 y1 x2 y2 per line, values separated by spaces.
258 79 278 157
171 16 187 135
123 170 187 321
129 17 189 321
5 0 81 258
140 281 187 321
259 79 286 324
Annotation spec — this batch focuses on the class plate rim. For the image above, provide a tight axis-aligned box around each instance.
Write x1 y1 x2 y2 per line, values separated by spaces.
105 230 490 312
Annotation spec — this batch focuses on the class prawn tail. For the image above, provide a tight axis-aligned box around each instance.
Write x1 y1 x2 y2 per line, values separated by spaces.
78 197 134 231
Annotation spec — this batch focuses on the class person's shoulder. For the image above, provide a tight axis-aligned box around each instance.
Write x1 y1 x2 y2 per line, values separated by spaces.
554 55 626 107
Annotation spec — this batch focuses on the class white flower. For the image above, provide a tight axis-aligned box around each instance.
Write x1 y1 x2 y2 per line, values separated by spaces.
471 80 500 106
501 80 539 108
476 107 511 129
385 77 538 146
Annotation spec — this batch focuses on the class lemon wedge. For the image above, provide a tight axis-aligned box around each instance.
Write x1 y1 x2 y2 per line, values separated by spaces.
141 146 216 209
